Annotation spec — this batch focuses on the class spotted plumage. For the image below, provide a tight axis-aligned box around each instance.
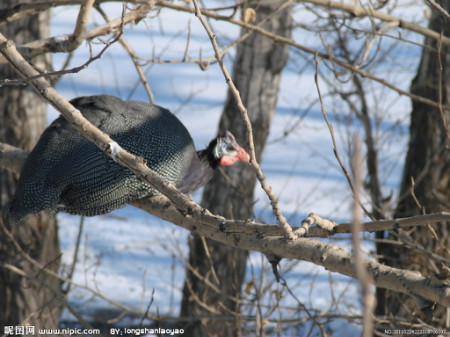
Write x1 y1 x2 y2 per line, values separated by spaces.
3 95 249 223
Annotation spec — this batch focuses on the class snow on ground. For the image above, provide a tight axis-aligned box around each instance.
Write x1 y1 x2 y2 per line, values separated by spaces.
47 1 425 335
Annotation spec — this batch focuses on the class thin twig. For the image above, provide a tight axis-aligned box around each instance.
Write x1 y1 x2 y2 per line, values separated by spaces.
161 1 448 112
0 262 94 330
0 6 126 87
191 0 296 241
161 0 450 47
0 1 154 64
427 0 450 22
200 236 221 286
95 3 156 104
62 216 85 294
313 53 373 219
0 34 121 87
16 0 95 58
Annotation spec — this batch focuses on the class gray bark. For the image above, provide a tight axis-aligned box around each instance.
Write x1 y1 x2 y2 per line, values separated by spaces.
0 1 62 330
376 0 450 328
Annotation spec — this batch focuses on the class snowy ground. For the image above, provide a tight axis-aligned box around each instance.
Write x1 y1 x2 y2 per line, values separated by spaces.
45 1 426 335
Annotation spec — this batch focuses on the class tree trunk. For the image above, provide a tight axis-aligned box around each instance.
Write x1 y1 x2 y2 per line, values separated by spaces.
376 0 450 328
0 1 62 330
179 2 291 336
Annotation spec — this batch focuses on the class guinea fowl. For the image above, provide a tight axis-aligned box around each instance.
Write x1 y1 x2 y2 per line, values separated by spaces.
3 95 249 223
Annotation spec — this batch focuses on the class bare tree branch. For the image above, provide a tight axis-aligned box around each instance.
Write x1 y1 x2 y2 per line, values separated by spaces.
1 143 450 241
11 0 95 60
303 0 450 45
3 0 447 48
162 1 448 112
427 0 450 22
0 0 133 23
134 197 450 308
95 4 155 104
313 53 374 219
1 137 449 308
1 0 446 114
0 1 154 64
0 23 124 87
191 0 297 241
162 0 450 47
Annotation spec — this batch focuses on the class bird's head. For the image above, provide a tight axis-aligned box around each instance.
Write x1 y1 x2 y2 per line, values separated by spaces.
213 131 250 166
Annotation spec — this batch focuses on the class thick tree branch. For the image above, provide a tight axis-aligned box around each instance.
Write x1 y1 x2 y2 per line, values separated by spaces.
133 197 450 309
1 139 449 307
1 144 449 239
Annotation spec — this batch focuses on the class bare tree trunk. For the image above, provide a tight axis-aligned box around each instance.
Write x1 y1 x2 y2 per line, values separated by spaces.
0 1 62 330
179 2 292 336
376 0 450 328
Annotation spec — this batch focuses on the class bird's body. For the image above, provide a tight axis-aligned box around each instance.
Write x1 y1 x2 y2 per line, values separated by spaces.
3 95 249 223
